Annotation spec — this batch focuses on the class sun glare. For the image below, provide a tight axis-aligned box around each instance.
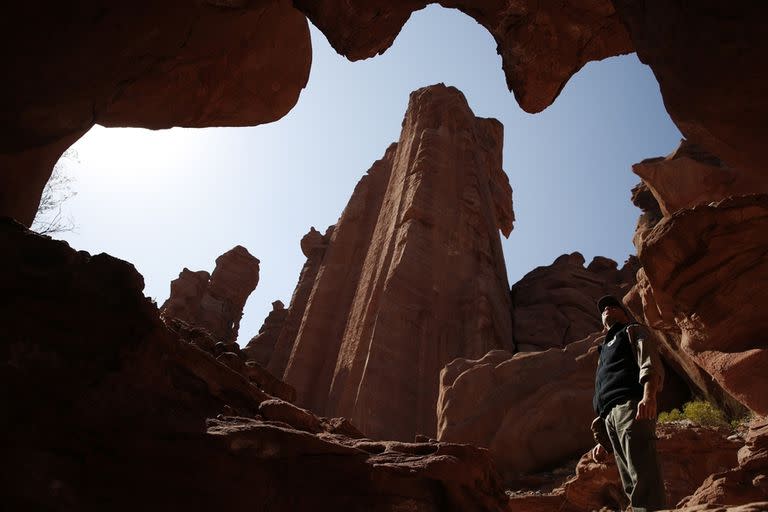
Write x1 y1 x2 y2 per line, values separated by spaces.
71 125 201 179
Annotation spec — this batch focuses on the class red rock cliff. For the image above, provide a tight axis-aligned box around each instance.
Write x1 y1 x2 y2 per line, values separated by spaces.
270 84 515 441
626 141 768 416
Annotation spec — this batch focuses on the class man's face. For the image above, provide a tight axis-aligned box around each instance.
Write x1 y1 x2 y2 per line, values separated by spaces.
601 304 628 330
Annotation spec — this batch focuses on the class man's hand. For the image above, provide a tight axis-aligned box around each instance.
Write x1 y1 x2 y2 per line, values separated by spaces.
591 443 609 463
636 395 657 420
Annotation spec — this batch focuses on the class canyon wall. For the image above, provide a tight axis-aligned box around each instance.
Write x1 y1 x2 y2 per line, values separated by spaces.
627 140 768 416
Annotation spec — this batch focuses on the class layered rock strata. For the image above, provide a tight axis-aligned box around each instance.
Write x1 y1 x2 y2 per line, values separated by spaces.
638 194 768 415
623 178 743 415
271 84 514 441
161 246 260 345
627 142 768 416
624 179 738 415
633 140 768 219
163 317 296 403
510 252 638 352
1 218 509 512
1 0 311 226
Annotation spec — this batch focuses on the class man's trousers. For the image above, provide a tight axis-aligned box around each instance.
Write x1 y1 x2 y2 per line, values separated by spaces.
605 399 666 512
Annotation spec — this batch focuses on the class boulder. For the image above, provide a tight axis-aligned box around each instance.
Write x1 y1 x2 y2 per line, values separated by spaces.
438 335 601 477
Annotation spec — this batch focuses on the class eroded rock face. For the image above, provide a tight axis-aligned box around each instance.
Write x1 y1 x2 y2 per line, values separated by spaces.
294 0 631 114
276 84 515 441
510 252 638 352
438 335 602 478
612 1 768 180
623 274 742 418
266 226 333 377
1 218 509 512
628 144 768 417
161 246 260 344
633 140 768 218
242 300 289 367
630 180 664 250
508 422 742 511
635 195 768 415
1 0 311 226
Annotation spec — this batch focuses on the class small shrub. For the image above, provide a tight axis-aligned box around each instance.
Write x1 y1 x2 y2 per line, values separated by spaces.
658 408 683 423
658 400 728 428
682 400 728 427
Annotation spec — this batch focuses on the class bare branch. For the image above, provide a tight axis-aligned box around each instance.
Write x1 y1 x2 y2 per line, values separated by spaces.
31 150 79 235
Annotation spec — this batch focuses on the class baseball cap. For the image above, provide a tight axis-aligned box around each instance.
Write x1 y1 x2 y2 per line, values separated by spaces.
597 295 623 313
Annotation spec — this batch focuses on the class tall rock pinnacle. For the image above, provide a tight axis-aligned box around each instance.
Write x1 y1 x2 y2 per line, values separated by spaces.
161 246 259 344
265 84 515 440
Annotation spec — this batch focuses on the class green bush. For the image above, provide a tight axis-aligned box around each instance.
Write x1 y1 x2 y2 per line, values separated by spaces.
657 408 683 423
658 400 728 427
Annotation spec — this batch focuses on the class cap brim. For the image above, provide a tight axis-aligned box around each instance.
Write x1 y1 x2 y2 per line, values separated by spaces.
597 295 622 313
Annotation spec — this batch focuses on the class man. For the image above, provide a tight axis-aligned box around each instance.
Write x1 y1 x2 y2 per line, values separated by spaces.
590 295 666 512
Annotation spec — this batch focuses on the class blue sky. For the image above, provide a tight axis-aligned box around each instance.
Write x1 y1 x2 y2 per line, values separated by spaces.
52 6 681 344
